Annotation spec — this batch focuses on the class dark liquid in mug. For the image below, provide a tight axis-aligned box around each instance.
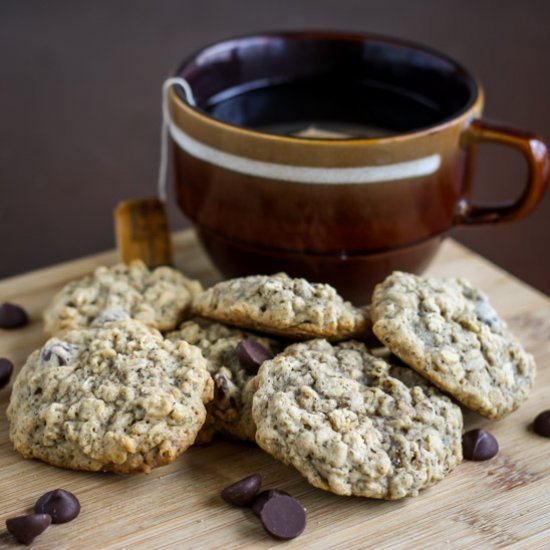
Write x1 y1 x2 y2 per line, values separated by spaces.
204 75 444 139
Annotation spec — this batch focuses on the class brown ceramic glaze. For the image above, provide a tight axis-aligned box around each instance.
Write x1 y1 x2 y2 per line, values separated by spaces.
168 31 549 303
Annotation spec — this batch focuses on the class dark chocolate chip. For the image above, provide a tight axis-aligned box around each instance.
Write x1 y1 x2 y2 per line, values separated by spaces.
462 429 499 460
533 410 550 437
474 298 501 329
35 489 80 524
0 303 29 329
251 489 289 517
235 339 273 374
93 308 129 324
260 494 306 540
214 374 230 401
6 513 52 545
221 474 262 507
41 341 73 366
0 358 14 388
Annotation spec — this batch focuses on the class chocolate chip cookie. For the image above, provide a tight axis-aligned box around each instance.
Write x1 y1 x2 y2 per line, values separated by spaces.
7 319 213 473
192 273 371 341
44 260 202 334
371 271 536 419
252 339 462 499
167 321 282 442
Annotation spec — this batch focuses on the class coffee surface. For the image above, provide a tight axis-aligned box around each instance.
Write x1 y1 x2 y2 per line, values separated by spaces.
204 76 446 138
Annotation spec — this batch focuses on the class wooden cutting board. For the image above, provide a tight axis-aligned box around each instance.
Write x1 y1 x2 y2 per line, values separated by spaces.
1 230 549 549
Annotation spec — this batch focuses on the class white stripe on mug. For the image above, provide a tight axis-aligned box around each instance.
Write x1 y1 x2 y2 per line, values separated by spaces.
168 119 441 185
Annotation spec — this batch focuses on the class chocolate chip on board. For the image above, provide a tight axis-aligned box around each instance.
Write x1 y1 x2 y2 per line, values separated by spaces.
462 429 499 460
235 339 273 375
6 513 52 545
260 494 306 540
0 303 29 329
0 358 14 389
533 410 550 438
251 489 290 517
221 474 262 507
35 489 80 524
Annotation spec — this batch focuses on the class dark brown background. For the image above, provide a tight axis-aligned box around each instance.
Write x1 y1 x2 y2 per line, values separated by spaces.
2 1 549 293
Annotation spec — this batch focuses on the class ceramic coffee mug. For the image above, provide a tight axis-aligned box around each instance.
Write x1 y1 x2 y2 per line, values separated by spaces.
167 31 549 303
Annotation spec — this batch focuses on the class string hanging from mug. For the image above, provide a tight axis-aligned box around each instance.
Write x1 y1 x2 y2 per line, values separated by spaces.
158 77 197 203
113 77 195 268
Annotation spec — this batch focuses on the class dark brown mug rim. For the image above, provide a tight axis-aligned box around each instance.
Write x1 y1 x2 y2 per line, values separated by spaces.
172 30 481 143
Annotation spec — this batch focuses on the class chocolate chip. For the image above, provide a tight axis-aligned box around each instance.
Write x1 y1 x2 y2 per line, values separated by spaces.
0 358 14 389
462 429 499 460
214 374 230 401
221 474 262 506
260 494 306 540
41 341 73 366
235 339 273 374
474 298 501 329
251 489 289 517
533 410 550 437
35 489 80 524
0 303 29 329
93 308 129 325
6 513 51 545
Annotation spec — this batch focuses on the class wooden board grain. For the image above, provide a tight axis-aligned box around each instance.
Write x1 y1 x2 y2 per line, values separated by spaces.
1 230 550 549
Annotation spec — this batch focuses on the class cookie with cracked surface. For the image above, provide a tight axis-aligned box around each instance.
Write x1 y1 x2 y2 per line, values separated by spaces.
252 339 462 499
167 320 283 443
371 271 535 420
191 273 371 341
43 260 202 335
7 319 213 473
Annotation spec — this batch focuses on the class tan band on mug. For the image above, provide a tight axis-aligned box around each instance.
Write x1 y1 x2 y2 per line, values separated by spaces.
159 78 442 192
169 122 441 184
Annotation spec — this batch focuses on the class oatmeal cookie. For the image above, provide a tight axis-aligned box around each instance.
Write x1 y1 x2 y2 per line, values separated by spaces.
43 260 202 334
371 272 536 419
252 339 462 499
167 320 282 442
7 319 213 473
192 273 371 341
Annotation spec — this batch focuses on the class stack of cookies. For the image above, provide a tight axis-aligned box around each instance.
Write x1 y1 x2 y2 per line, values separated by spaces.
7 264 535 500
8 261 211 473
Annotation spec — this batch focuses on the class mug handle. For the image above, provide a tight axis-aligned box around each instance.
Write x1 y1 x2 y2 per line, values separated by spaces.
456 119 549 225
